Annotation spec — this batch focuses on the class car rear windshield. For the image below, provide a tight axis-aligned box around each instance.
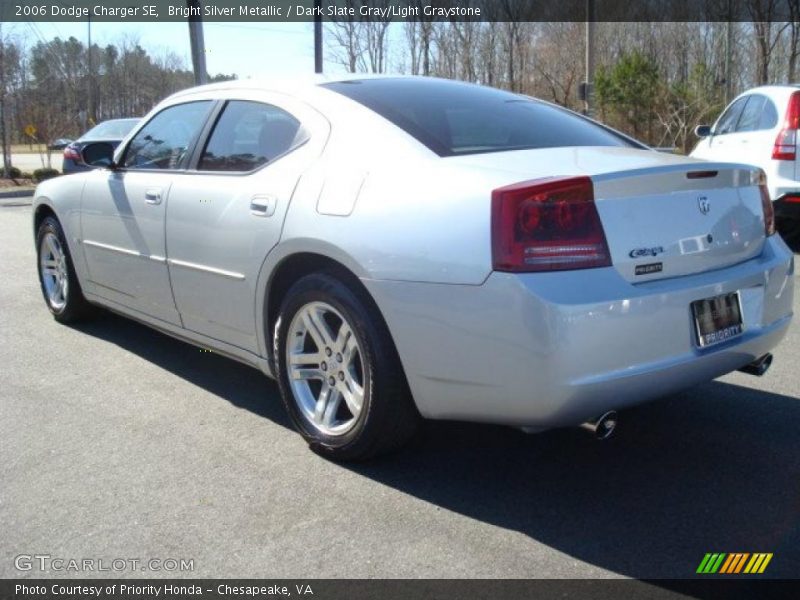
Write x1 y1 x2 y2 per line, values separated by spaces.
323 78 640 157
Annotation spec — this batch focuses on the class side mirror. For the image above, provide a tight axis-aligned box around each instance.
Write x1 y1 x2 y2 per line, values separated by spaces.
81 142 117 169
694 125 712 138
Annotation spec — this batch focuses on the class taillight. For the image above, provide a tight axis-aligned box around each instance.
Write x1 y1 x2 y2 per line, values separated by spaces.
759 179 775 237
772 91 800 161
63 145 81 162
491 176 611 272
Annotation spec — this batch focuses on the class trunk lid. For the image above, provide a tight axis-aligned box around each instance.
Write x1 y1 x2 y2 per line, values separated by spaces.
592 163 765 282
449 147 766 282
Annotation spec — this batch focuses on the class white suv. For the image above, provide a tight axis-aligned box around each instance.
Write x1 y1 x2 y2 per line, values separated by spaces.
691 85 800 228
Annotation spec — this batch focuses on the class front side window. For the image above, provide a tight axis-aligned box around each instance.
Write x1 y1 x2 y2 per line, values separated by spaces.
122 101 212 170
199 100 307 172
714 97 748 135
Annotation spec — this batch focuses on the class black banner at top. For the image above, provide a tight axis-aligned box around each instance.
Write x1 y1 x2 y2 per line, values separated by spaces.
3 0 800 23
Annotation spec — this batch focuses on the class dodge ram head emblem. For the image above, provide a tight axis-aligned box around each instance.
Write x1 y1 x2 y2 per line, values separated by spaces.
698 195 711 215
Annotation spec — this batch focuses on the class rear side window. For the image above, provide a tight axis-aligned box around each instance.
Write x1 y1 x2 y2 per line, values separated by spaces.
714 97 748 135
736 95 766 132
199 100 307 172
123 101 212 170
759 98 779 130
323 78 639 157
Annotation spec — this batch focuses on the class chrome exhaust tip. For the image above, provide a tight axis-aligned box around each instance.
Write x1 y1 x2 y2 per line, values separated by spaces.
580 411 618 441
738 353 773 377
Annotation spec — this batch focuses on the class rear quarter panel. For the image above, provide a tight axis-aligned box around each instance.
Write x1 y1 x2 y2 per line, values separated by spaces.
276 91 513 286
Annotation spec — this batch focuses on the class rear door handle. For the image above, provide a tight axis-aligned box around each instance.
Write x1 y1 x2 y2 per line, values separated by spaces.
145 188 162 205
250 195 277 217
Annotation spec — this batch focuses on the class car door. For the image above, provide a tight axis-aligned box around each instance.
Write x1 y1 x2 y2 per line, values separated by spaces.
725 94 774 166
701 96 749 162
80 100 214 324
165 95 329 352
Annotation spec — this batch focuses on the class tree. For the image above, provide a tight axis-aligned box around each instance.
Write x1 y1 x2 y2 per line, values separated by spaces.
787 0 800 81
655 63 726 152
748 0 791 84
326 0 363 73
595 51 662 142
0 24 21 177
3 32 234 156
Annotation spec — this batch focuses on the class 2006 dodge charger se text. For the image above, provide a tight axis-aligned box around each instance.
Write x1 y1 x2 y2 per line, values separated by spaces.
32 76 795 460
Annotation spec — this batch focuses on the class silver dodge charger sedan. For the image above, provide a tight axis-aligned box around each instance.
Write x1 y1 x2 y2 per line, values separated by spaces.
33 76 794 460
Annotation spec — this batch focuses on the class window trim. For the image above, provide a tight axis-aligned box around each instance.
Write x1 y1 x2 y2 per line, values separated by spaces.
186 99 310 176
117 100 217 173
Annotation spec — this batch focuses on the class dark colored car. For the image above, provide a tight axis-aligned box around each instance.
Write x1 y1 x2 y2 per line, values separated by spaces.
62 118 140 173
48 138 73 151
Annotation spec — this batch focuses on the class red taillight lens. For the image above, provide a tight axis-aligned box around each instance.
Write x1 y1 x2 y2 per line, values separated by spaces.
772 128 796 160
759 181 775 237
491 176 611 272
772 91 800 161
63 145 81 162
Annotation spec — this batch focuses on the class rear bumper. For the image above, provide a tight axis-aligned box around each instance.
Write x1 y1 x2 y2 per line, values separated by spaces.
363 235 794 428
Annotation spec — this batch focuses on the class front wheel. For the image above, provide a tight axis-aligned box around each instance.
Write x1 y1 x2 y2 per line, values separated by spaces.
274 272 419 461
36 216 95 323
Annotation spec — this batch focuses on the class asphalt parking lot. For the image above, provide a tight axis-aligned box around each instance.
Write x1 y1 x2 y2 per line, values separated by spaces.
1 203 799 581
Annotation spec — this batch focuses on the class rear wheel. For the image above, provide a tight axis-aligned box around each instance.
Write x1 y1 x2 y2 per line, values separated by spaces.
36 216 94 323
776 217 800 247
274 272 419 461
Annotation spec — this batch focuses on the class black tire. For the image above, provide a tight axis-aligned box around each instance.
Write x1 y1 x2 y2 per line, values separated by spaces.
274 271 419 461
776 217 800 249
36 215 95 323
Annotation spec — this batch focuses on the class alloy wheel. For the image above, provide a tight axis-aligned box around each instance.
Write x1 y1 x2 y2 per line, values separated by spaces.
285 301 366 436
40 232 68 311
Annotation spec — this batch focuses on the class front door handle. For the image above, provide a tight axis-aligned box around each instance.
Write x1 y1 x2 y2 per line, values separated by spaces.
250 195 277 217
145 188 162 205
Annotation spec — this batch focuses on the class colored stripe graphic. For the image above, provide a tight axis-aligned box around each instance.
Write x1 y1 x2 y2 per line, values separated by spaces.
736 553 750 573
719 554 735 573
699 553 773 574
744 553 774 574
728 553 749 573
719 553 739 574
710 553 726 573
696 554 713 573
697 553 727 573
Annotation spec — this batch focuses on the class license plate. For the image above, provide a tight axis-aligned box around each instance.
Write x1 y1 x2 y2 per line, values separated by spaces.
691 292 744 348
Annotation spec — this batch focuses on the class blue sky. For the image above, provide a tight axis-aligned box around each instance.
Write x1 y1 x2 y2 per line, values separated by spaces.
9 21 351 78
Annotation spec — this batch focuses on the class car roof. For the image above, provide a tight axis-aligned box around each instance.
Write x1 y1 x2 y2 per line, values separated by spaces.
167 73 405 101
746 84 799 91
737 85 800 99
